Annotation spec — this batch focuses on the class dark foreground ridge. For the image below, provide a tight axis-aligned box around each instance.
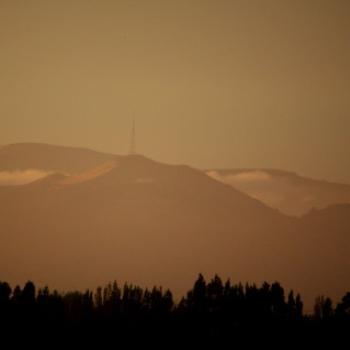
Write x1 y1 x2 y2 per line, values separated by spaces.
1 274 349 345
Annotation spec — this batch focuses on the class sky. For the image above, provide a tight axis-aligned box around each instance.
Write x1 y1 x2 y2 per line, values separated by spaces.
0 0 349 183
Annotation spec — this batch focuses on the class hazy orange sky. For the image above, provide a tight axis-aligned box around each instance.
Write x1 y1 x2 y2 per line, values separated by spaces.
1 0 349 183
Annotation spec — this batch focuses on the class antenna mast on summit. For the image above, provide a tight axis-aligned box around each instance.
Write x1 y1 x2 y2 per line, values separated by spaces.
130 118 136 155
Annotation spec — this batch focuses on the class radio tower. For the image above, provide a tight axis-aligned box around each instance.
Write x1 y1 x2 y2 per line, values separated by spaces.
130 118 136 155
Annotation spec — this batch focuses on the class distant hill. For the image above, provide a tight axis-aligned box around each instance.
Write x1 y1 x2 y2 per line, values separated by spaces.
207 168 350 216
0 143 115 174
0 147 349 308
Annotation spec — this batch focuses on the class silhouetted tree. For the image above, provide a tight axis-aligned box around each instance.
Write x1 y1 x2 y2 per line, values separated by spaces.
0 282 11 305
270 282 286 320
335 292 350 320
295 294 303 321
1 275 350 343
287 290 296 320
0 282 12 326
188 273 207 314
314 296 333 320
111 281 121 314
94 287 103 310
207 275 224 312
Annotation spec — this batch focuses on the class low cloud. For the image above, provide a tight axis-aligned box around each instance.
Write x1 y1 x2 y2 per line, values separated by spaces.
0 169 52 186
207 170 285 211
207 170 322 216
207 170 272 185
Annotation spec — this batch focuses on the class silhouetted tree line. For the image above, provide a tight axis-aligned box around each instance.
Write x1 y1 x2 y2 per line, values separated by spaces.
1 275 349 344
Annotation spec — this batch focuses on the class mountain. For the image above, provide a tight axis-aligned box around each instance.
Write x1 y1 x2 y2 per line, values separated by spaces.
207 168 350 216
1 151 350 309
2 143 349 216
0 155 289 287
0 143 115 174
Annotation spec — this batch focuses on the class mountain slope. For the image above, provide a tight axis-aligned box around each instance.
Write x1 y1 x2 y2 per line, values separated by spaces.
207 168 350 216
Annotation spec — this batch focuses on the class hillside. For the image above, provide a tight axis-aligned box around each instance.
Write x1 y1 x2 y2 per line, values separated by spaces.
207 168 350 216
